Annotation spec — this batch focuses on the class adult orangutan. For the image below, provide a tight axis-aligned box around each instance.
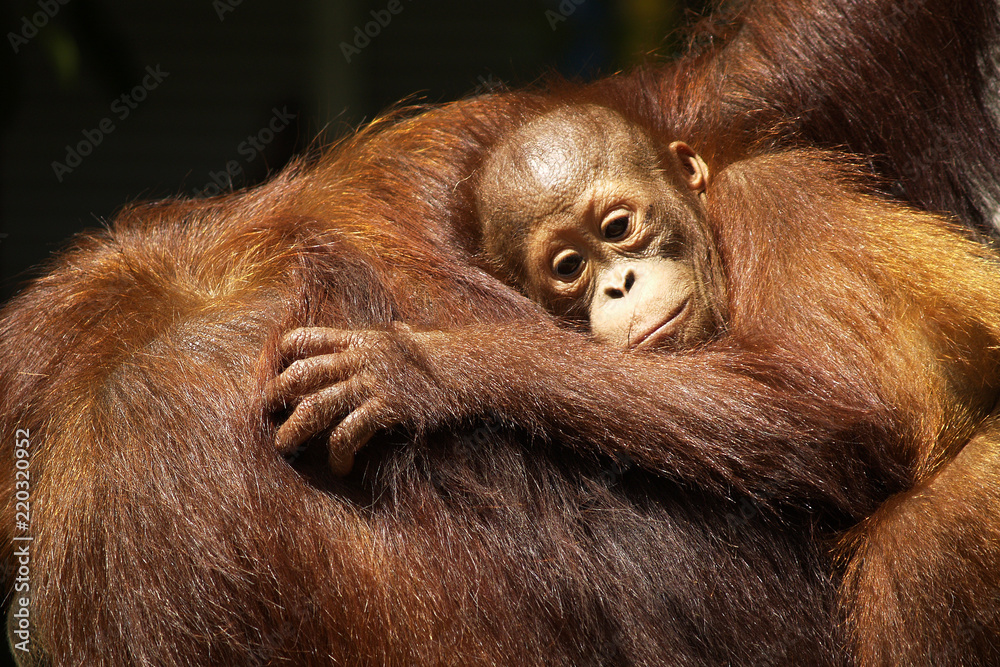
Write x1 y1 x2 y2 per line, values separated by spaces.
0 98 848 666
3 0 1000 665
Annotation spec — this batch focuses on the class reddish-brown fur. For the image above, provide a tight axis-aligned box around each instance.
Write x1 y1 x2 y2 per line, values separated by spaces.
0 101 845 666
3 0 1000 664
274 148 1000 666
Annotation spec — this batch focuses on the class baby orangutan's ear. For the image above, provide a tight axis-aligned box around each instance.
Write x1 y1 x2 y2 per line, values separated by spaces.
669 141 710 193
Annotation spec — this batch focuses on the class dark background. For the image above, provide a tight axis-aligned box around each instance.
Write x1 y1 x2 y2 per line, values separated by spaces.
0 0 702 662
1 0 707 303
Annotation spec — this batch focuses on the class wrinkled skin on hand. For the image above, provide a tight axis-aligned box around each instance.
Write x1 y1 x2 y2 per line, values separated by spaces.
266 324 445 475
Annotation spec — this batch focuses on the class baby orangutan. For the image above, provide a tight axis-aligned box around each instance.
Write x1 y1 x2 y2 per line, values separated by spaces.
475 104 724 351
267 103 1000 663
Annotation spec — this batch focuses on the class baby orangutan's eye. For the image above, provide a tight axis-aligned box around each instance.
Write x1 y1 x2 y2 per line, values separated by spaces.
601 211 631 241
552 250 584 280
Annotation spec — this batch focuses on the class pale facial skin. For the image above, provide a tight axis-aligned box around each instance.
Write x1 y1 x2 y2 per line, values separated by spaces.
477 104 716 350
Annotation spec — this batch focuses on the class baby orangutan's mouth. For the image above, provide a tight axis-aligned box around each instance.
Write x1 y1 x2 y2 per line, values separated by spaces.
633 298 690 350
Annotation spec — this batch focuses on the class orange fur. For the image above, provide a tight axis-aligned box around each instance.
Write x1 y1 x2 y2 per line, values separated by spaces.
4 0 1000 663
